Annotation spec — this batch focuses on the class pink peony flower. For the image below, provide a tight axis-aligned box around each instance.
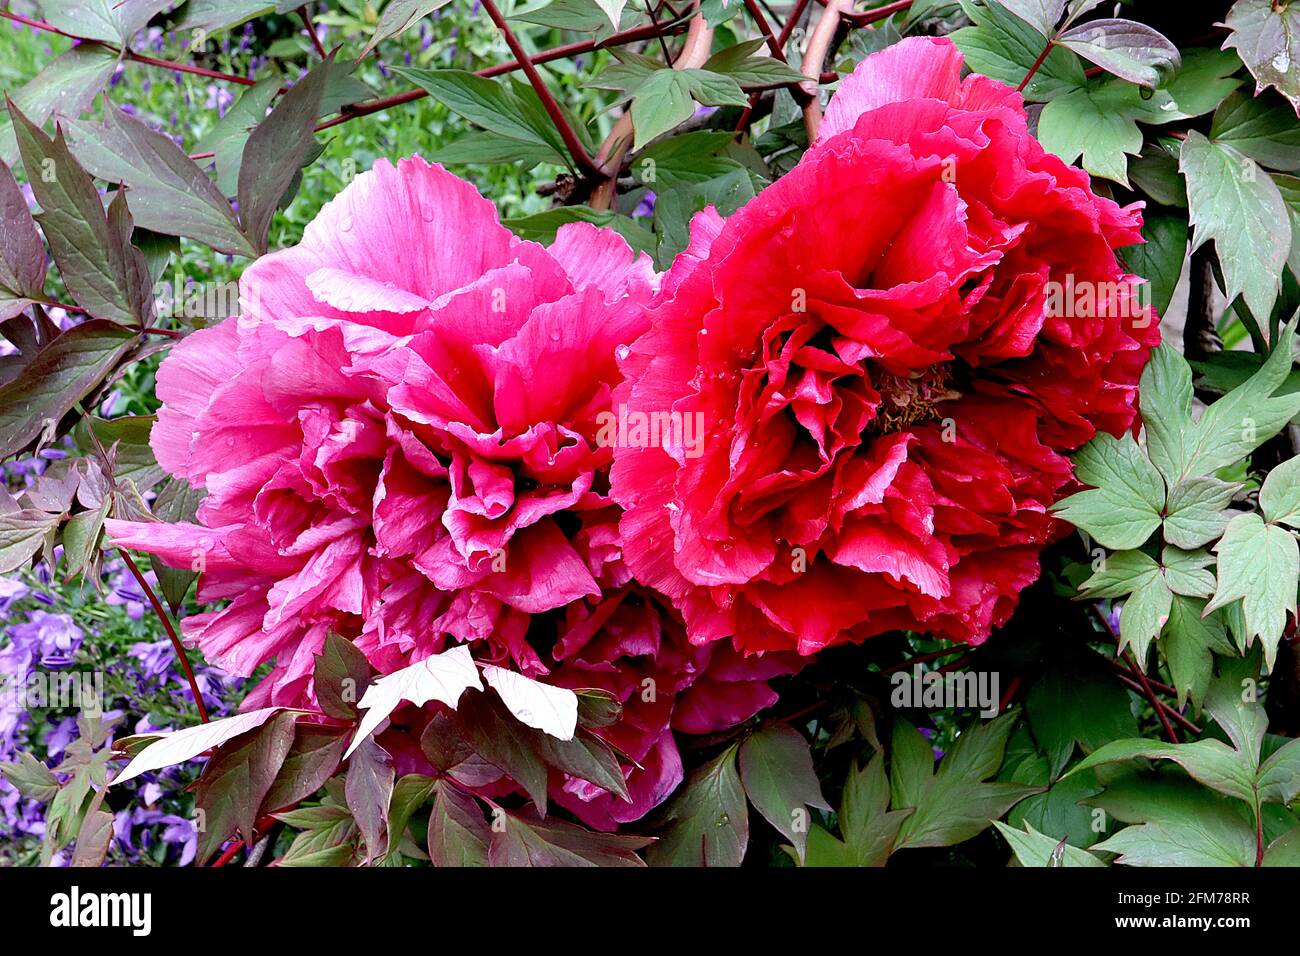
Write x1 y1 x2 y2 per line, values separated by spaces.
107 156 657 704
610 37 1160 657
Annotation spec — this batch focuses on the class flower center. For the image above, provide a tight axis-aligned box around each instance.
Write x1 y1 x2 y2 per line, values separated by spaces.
868 364 959 434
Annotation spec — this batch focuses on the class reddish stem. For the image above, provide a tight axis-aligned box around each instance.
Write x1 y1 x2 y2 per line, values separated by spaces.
478 0 601 179
0 10 257 87
298 6 328 59
843 0 914 25
743 0 789 61
1091 605 1178 743
1018 41 1054 93
117 548 210 724
124 50 257 86
1123 655 1176 746
1111 674 1202 735
210 840 243 868
777 0 815 46
879 645 965 674
314 15 692 133
998 675 1022 713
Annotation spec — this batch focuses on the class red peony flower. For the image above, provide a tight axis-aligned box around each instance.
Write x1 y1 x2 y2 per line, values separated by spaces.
610 37 1160 656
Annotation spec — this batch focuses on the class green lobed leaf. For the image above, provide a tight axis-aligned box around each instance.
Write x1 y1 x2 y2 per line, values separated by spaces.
1211 91 1300 172
1079 549 1160 599
1056 18 1180 89
1163 476 1240 549
361 0 454 59
0 321 138 460
892 714 1039 850
737 722 830 863
63 103 254 256
0 752 60 802
1067 738 1256 805
702 40 807 87
839 753 914 866
10 101 148 326
1161 546 1217 599
646 744 747 866
194 711 299 864
1118 209 1187 320
1260 454 1300 527
1223 0 1300 115
952 0 1087 103
394 67 570 167
1052 432 1165 549
1205 513 1299 670
1095 816 1256 866
1037 82 1145 184
1181 131 1291 323
237 57 329 253
0 45 119 166
994 820 1106 867
427 782 490 866
630 69 748 148
344 736 395 864
1162 597 1231 709
490 811 650 866
1145 323 1300 483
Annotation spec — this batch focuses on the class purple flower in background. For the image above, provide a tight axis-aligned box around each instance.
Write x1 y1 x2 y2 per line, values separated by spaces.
9 611 83 667
918 726 945 760
113 807 197 866
44 717 78 760
129 640 175 680
98 390 122 417
0 577 28 610
205 84 234 118
104 565 150 621
633 190 656 219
